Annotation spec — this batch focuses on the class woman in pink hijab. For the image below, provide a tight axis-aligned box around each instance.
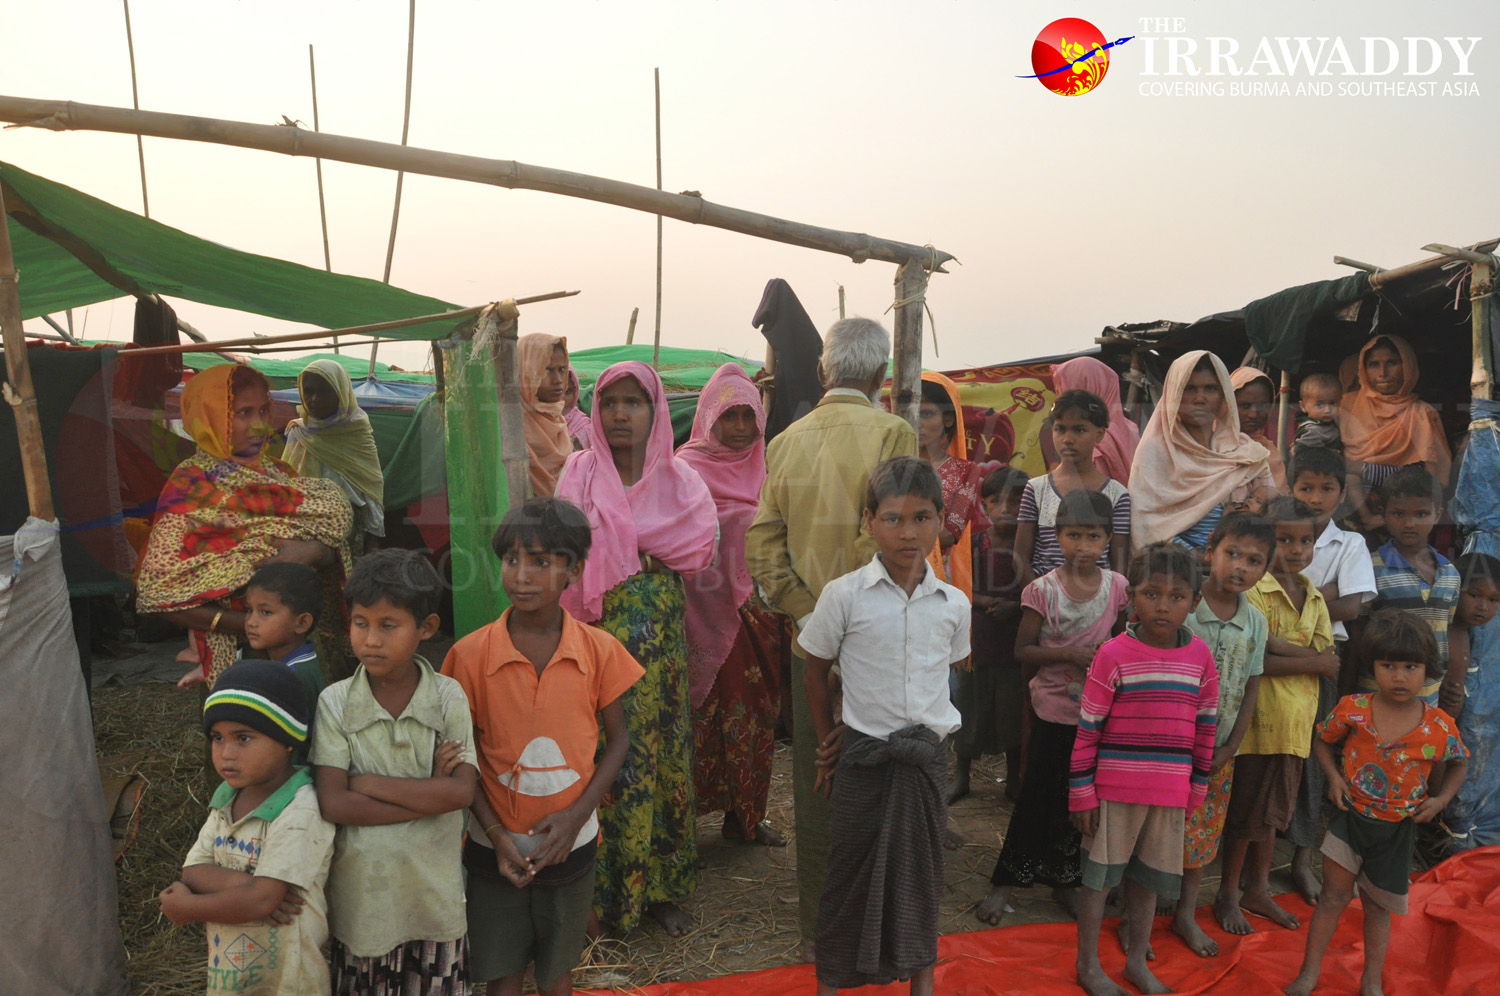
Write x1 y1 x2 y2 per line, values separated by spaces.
677 364 787 848
555 361 718 938
1051 356 1139 482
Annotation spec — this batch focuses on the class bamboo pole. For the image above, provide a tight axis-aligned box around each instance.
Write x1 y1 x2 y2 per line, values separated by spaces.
1362 238 1500 291
0 96 955 270
41 315 77 343
891 258 926 429
371 0 419 379
0 184 55 520
1278 369 1293 468
625 306 639 345
838 284 846 319
482 305 531 511
121 0 149 218
122 304 487 357
652 68 663 371
308 44 336 353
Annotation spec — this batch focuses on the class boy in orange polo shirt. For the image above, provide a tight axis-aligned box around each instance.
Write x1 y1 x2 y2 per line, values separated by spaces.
443 498 643 996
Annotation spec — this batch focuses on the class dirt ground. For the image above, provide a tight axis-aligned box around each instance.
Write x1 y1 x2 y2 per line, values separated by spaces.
97 643 1306 994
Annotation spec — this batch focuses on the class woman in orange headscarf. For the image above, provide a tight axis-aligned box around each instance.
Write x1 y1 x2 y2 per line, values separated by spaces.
518 333 573 496
1342 334 1452 496
1230 367 1287 492
918 372 983 599
136 364 353 686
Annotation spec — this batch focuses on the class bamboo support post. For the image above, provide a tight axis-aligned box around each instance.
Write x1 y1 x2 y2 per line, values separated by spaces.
0 184 55 520
838 284 846 319
121 0 149 217
1278 369 1293 467
371 0 419 378
483 305 531 512
891 258 927 429
1416 243 1499 400
308 44 336 351
652 68 663 371
0 96 955 270
625 306 639 345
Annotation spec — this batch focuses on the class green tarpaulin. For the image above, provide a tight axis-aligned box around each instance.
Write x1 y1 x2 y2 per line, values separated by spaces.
184 351 435 386
2 160 472 341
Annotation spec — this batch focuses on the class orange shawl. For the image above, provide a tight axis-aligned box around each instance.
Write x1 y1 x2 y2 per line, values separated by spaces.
923 372 976 602
1229 366 1287 492
519 333 573 497
1342 334 1452 483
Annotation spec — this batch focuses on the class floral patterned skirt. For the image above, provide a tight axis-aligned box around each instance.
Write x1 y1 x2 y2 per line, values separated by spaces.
693 602 784 836
592 570 697 933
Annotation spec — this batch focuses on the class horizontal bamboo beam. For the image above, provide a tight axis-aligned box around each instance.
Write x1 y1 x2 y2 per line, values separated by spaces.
122 304 487 357
1361 238 1500 291
0 96 955 270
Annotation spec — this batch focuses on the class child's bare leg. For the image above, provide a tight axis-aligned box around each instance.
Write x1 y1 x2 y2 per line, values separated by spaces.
1171 865 1219 957
1075 886 1129 996
949 756 972 803
1358 903 1392 996
909 964 935 996
1214 836 1254 935
976 884 1011 926
1285 860 1355 996
1241 839 1300 929
816 980 838 996
538 969 575 996
489 968 527 996
1115 911 1155 961
1122 878 1172 994
1052 885 1082 919
1291 845 1322 906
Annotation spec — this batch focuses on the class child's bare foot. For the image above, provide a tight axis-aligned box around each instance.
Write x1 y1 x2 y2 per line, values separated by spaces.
750 822 787 847
943 826 965 850
948 767 971 804
1124 959 1173 995
1240 889 1300 929
1284 972 1317 996
1115 918 1155 961
721 814 787 847
1077 964 1129 996
800 939 816 963
1214 892 1253 935
1052 886 1083 919
1291 849 1322 906
584 909 603 941
1171 911 1220 957
975 886 1011 926
1358 979 1383 996
176 665 207 689
648 902 692 937
1156 896 1177 916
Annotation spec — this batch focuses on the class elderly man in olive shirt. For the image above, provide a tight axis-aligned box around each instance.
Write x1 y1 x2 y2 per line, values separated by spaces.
745 317 918 954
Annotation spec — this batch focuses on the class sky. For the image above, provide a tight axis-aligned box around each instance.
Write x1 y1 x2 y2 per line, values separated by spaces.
3 1 1498 373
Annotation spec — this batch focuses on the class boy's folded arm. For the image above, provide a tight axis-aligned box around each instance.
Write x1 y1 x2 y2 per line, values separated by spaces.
1265 634 1317 657
1321 591 1366 624
163 874 292 925
346 766 478 816
181 863 253 894
313 765 427 825
1261 649 1337 677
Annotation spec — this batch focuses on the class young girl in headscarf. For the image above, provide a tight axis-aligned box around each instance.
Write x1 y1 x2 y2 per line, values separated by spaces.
136 364 353 687
1130 351 1274 550
1051 355 1139 483
917 373 984 599
1230 366 1288 493
563 367 591 451
677 364 786 848
1342 333 1452 502
283 359 385 552
518 334 573 496
555 361 719 937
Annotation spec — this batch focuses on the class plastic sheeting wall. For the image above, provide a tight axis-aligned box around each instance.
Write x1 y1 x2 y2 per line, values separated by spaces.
0 518 126 995
442 340 511 637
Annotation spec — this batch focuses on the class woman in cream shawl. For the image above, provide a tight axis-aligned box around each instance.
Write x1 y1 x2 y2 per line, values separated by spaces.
283 359 384 551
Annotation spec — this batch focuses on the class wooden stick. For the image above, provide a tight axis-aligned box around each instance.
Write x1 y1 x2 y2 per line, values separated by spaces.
1333 256 1382 274
372 0 419 378
838 284 846 319
891 258 926 429
0 183 55 519
0 96 955 269
121 0 149 218
483 305 531 511
41 314 77 343
625 306 639 345
652 68 663 371
1364 238 1500 291
308 44 336 352
1278 369 1292 468
1470 259 1494 401
121 304 486 357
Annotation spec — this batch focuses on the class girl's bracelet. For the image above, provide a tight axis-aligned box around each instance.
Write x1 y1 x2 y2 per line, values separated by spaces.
209 610 225 633
482 822 505 838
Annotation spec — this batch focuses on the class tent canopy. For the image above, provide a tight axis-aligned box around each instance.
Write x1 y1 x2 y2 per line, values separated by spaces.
1 160 472 341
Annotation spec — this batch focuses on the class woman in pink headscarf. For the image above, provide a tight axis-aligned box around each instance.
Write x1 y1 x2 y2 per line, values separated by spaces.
555 361 719 937
677 364 787 848
1050 356 1139 482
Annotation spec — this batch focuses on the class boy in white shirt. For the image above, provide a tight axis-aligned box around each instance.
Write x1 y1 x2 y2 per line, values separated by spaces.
800 457 970 996
1287 446 1377 904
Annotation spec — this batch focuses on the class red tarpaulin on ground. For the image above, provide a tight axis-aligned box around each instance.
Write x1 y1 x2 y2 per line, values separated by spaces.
591 846 1500 996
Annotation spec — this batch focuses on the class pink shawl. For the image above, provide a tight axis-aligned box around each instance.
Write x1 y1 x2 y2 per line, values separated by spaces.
556 362 719 622
563 368 592 449
676 364 766 706
1129 351 1272 546
1228 366 1287 491
1052 355 1138 483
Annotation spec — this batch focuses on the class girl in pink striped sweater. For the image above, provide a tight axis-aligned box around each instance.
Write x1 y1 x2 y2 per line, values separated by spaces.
1070 543 1219 996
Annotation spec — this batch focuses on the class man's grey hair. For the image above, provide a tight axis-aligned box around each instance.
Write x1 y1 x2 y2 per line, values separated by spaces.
820 318 891 384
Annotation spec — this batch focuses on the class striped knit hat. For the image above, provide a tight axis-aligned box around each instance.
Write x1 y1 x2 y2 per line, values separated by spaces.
203 659 310 746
